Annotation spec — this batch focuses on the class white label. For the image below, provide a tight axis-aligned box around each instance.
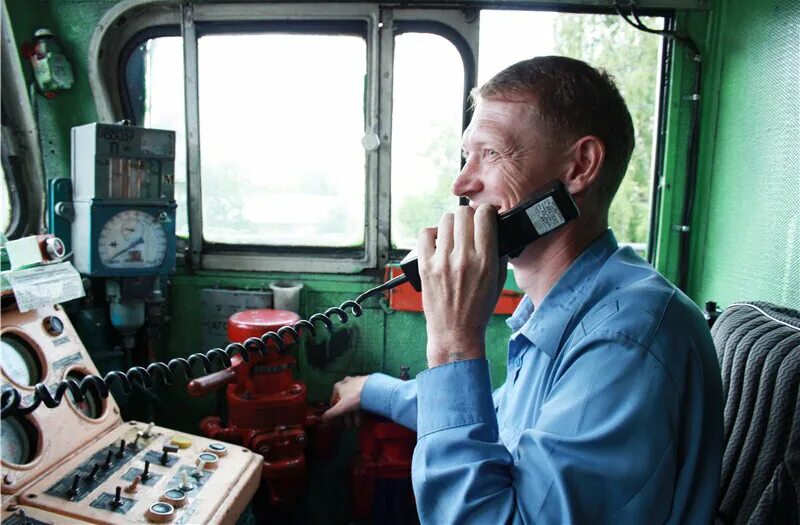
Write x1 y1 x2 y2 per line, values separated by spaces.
5 262 85 312
525 196 566 235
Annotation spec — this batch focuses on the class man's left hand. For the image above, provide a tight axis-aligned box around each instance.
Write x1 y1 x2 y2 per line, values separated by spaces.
417 204 506 368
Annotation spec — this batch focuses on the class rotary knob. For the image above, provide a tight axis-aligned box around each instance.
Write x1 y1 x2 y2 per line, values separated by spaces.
160 488 188 508
146 502 175 523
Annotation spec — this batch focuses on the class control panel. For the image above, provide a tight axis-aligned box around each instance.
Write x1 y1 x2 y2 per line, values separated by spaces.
16 422 259 523
1 296 261 524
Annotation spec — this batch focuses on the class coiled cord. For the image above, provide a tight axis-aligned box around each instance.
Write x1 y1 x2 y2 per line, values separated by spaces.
0 275 407 419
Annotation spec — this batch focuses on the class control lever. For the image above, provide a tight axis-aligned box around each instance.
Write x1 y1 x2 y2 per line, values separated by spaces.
67 475 81 499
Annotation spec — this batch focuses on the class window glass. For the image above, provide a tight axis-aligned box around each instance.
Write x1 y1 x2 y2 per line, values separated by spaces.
197 34 367 248
139 37 188 238
479 10 663 252
391 33 464 250
1 164 10 234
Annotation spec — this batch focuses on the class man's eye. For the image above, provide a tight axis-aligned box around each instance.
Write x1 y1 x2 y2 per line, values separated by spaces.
486 149 499 157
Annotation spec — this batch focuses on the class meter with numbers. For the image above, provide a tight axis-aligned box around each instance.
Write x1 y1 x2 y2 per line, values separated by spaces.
70 122 177 277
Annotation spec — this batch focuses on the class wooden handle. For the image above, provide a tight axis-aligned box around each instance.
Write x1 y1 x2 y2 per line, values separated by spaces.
187 368 236 397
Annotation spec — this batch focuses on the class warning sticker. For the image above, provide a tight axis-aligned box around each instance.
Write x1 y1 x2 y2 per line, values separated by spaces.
526 196 566 235
5 262 85 312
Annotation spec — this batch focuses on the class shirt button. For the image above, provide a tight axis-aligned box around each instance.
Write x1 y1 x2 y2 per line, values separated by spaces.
514 358 522 368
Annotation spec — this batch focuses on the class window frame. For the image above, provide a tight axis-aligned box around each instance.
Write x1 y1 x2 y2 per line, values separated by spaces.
95 1 675 273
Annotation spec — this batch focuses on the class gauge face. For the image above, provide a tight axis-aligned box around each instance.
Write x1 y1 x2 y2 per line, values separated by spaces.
1 416 35 464
97 210 168 269
1 334 41 386
65 371 102 419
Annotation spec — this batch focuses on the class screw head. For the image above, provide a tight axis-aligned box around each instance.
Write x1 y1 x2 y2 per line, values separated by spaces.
3 474 15 485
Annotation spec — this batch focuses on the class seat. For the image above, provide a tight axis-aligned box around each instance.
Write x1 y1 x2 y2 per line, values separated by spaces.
712 302 800 524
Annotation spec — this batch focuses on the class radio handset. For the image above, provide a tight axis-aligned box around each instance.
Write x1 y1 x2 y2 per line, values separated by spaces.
396 180 579 292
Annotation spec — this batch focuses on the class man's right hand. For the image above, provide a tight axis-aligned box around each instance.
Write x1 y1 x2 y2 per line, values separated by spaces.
321 375 369 426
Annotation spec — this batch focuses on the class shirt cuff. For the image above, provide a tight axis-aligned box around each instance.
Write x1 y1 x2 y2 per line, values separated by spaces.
417 359 496 438
361 373 403 420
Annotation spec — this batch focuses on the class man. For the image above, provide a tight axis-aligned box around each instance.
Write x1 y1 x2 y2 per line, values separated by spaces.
323 56 723 524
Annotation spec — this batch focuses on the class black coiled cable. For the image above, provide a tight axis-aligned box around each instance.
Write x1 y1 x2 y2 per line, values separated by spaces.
0 275 407 419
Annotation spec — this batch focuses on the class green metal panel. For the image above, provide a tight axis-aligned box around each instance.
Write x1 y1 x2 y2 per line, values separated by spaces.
688 0 800 310
652 10 711 285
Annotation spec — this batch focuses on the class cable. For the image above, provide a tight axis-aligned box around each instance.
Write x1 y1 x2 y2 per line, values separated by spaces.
1 277 409 419
614 1 702 291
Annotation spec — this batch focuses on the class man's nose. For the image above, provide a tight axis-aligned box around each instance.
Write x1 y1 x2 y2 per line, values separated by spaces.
451 162 483 197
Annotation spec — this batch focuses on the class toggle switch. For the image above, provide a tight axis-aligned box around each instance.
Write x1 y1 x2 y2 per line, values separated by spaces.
67 474 81 499
86 463 100 482
160 444 179 466
103 449 114 469
116 439 126 458
129 433 142 450
179 472 194 492
142 460 152 481
142 422 155 439
146 502 175 523
125 475 141 494
111 486 124 508
191 460 206 479
160 488 188 508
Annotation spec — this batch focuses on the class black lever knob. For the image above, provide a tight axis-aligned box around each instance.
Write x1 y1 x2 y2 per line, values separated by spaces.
67 474 81 498
116 440 126 458
111 486 123 508
160 444 178 465
87 463 100 481
103 449 114 469
142 460 151 480
129 434 142 450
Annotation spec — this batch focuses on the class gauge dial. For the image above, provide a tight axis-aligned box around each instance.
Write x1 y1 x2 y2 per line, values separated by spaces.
97 210 167 269
65 371 102 419
1 416 36 464
1 334 41 386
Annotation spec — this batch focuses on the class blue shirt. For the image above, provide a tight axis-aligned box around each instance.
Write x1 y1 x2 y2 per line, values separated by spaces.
362 230 723 524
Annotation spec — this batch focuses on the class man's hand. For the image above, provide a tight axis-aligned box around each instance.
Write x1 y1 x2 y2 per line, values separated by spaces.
321 375 369 426
418 204 506 368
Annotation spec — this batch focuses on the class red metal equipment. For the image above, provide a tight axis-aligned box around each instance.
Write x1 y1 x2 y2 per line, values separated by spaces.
350 368 418 523
188 309 336 505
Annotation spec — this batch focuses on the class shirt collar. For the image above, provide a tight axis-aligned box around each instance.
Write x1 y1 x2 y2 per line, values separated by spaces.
506 229 619 358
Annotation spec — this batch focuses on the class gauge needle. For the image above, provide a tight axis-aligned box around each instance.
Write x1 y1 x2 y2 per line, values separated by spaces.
108 237 145 261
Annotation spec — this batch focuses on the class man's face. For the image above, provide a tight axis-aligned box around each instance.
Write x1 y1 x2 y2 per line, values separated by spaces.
453 98 565 213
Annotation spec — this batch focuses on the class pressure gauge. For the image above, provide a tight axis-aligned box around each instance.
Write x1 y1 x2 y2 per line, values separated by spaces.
1 334 42 386
1 416 37 465
97 210 168 270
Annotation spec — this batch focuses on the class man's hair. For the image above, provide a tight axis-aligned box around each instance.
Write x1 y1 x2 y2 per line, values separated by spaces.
473 56 635 208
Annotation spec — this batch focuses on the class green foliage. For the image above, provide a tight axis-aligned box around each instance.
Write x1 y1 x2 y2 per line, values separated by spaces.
555 14 660 245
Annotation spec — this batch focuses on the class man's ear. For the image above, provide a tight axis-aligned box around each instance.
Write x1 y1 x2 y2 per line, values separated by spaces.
562 136 605 195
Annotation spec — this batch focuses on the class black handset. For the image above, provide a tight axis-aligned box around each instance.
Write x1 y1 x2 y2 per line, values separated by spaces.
397 180 579 291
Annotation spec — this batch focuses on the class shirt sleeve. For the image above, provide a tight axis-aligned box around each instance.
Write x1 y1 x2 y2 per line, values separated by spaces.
412 334 679 524
360 373 418 431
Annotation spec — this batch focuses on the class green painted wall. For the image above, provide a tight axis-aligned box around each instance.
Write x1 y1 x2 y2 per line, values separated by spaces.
687 0 800 310
6 0 114 182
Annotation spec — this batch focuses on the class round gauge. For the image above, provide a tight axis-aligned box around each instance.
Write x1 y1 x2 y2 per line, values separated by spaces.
0 334 42 386
97 210 167 270
65 371 103 419
1 416 38 465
